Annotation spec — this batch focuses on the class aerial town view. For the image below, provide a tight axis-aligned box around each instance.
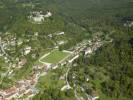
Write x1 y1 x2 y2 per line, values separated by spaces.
0 0 133 100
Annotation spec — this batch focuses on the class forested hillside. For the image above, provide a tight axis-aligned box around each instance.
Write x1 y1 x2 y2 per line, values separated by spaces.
0 0 133 100
66 29 133 100
0 0 133 31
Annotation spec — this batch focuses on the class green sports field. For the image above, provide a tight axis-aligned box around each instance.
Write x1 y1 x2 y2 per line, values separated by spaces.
41 50 70 64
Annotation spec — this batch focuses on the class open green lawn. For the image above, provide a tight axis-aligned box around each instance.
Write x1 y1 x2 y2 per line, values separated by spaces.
36 71 65 90
41 50 70 64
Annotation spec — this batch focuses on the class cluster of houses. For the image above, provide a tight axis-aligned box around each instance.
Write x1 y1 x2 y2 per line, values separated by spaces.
0 44 55 99
48 32 67 46
0 77 37 99
0 63 49 100
0 32 53 98
29 11 52 24
0 34 33 76
48 32 65 38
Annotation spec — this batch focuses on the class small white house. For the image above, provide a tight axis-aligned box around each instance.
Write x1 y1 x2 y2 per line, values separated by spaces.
33 15 44 22
57 41 65 45
44 11 52 18
48 34 53 38
34 32 39 36
24 46 31 55
17 39 23 46
56 32 65 36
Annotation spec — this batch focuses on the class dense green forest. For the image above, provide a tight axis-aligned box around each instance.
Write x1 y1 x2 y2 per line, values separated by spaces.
68 29 133 100
0 0 133 31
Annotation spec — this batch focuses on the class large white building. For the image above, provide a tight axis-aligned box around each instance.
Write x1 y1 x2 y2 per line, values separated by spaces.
29 11 52 24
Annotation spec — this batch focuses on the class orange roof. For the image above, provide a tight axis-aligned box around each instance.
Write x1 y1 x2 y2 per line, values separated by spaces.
4 86 17 94
2 95 6 100
30 79 36 85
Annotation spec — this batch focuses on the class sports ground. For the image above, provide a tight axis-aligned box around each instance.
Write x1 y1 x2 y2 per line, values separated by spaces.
40 50 71 64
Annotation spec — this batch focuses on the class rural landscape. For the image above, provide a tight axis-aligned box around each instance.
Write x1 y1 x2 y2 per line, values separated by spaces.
0 0 133 100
